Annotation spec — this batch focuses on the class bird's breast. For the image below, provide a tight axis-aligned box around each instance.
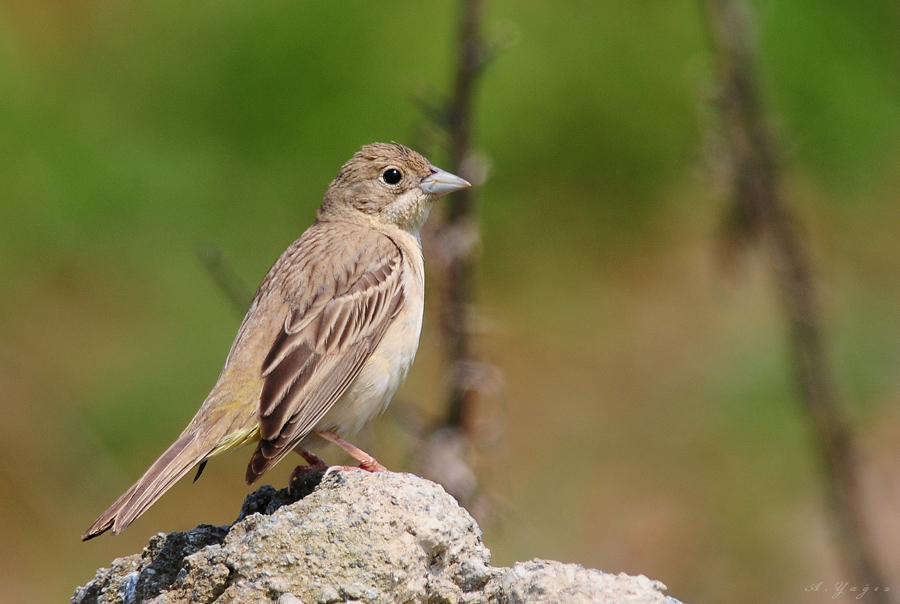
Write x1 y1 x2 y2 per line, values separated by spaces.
316 231 425 437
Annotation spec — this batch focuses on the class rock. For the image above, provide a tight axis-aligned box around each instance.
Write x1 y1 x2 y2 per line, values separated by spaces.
73 471 680 604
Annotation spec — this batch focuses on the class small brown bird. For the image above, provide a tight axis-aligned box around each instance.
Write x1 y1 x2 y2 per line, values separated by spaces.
83 143 470 540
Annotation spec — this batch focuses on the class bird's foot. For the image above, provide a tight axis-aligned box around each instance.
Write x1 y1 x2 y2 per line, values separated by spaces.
289 448 329 484
313 429 389 473
356 457 389 472
322 462 387 479
289 436 387 485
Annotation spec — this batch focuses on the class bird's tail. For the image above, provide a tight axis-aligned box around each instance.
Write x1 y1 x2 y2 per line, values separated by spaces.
82 431 210 540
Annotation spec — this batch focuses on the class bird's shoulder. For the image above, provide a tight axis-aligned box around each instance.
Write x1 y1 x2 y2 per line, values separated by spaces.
261 220 405 309
220 220 406 374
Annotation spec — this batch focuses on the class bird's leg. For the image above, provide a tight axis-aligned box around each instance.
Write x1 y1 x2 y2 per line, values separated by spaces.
313 429 389 472
289 446 329 484
295 447 328 468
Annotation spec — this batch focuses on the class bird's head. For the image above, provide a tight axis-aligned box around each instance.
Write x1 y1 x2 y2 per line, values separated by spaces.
319 142 470 232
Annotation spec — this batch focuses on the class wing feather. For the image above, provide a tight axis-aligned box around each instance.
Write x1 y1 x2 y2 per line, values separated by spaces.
245 230 405 483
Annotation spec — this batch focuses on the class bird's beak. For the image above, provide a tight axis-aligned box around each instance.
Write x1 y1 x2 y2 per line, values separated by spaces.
420 165 471 195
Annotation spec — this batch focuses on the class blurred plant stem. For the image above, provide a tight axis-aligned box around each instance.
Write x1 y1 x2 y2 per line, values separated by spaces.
699 0 891 598
408 0 504 517
199 244 253 316
443 0 485 432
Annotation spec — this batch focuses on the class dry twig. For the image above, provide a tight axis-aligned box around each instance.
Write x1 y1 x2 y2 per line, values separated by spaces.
699 0 890 598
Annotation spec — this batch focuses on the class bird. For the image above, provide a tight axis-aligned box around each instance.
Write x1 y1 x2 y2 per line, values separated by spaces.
82 142 470 540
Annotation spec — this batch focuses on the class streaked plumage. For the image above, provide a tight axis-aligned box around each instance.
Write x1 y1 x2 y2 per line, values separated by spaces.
83 143 469 540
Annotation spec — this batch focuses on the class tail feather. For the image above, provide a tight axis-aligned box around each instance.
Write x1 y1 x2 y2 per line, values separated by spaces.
245 429 301 485
245 439 280 485
82 432 209 541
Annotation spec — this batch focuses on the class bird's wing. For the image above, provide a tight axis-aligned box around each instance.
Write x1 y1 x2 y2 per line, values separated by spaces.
245 228 405 482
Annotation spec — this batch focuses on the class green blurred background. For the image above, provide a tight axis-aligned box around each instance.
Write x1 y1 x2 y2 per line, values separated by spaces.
2 1 900 602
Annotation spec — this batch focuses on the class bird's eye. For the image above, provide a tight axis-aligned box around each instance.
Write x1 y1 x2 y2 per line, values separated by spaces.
381 168 402 185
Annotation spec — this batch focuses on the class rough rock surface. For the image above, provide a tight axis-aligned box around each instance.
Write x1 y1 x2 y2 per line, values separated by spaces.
74 471 681 604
